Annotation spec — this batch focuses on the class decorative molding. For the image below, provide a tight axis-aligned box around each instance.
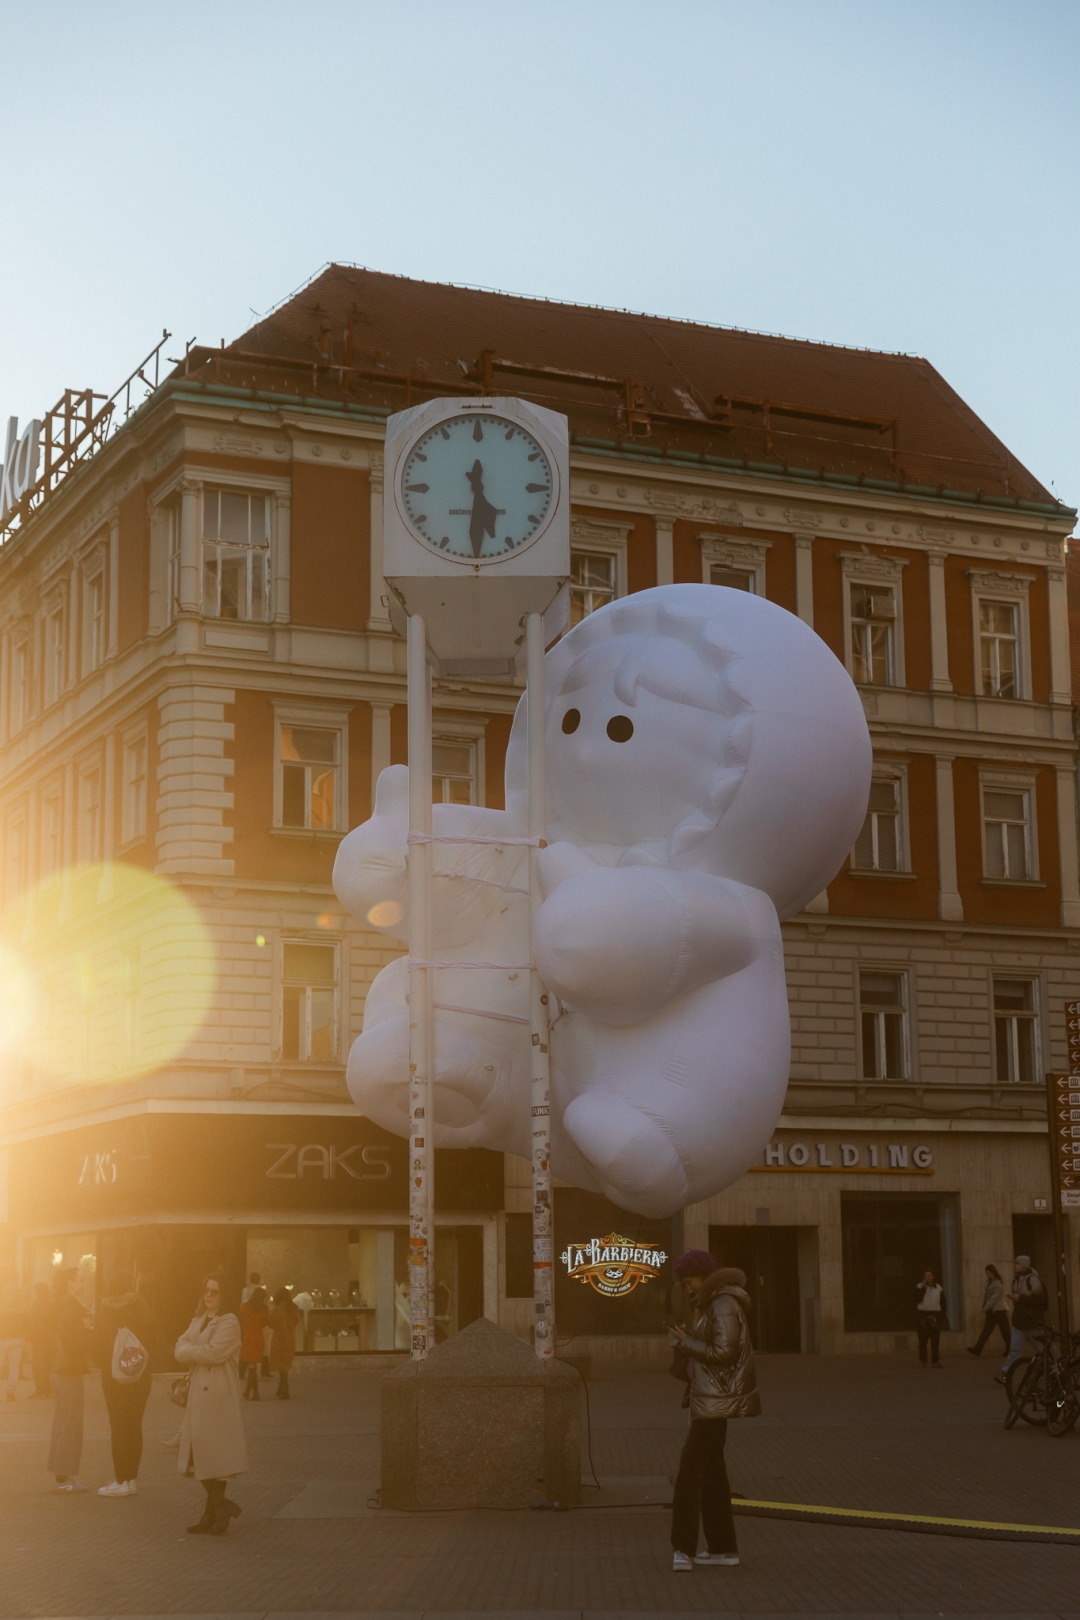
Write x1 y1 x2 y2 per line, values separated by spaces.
642 489 743 524
571 517 633 547
212 433 264 456
918 526 953 547
966 568 1034 596
784 508 824 531
839 550 908 580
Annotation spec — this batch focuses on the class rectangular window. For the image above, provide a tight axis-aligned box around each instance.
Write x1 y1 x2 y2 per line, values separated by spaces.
202 490 270 621
78 768 102 862
122 733 148 844
983 787 1030 880
42 788 63 877
45 608 65 705
280 725 338 830
281 942 337 1061
6 816 27 903
12 640 30 731
850 582 896 685
432 739 477 805
980 600 1019 698
841 1193 959 1332
710 564 755 592
168 506 181 621
859 971 908 1080
853 778 901 871
85 573 105 671
569 550 616 626
993 978 1039 1085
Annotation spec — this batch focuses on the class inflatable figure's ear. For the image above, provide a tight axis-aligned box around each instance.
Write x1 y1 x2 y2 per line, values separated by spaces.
373 764 410 820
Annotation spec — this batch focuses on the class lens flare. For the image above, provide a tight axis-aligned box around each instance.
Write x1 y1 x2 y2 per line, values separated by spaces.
0 862 216 1087
366 900 404 928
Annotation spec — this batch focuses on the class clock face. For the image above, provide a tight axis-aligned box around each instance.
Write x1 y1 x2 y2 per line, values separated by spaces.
398 413 555 561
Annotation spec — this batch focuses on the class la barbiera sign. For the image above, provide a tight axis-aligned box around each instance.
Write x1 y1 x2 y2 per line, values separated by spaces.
560 1232 669 1298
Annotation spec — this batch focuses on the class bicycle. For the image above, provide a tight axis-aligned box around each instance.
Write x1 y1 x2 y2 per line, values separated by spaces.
1005 1328 1080 1436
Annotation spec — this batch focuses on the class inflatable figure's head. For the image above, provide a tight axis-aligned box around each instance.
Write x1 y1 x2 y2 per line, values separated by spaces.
507 584 871 919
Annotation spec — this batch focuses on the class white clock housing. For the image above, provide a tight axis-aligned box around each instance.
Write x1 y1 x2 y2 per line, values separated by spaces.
383 396 570 675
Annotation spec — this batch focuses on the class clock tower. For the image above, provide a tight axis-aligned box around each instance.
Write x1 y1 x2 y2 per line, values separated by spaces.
382 395 570 675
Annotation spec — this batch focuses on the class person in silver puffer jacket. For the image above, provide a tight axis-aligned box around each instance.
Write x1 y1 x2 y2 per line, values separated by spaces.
668 1253 760 1572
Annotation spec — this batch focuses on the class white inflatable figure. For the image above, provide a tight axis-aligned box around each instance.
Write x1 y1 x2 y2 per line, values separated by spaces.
334 584 871 1218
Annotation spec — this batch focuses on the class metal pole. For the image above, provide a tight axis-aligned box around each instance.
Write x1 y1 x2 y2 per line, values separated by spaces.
526 611 555 1358
1046 1066 1072 1339
407 614 434 1358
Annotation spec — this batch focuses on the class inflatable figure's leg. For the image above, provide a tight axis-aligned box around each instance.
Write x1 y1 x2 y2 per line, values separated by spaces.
561 1091 690 1218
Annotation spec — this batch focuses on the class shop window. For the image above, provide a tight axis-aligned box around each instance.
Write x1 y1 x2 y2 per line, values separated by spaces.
202 489 270 622
569 550 616 626
993 978 1040 1085
278 723 341 831
979 599 1018 698
850 582 896 685
281 942 337 1061
859 970 908 1081
982 782 1034 881
121 730 148 845
852 777 904 872
432 738 477 805
504 1213 534 1299
841 1192 960 1332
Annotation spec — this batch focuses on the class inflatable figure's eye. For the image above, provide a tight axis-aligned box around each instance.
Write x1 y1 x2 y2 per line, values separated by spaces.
561 708 581 734
606 716 634 743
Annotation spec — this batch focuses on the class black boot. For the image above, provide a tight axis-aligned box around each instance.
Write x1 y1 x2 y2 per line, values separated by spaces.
187 1484 217 1534
209 1481 241 1535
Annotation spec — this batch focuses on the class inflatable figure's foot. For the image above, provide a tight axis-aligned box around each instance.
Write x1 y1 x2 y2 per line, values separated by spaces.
562 1091 690 1218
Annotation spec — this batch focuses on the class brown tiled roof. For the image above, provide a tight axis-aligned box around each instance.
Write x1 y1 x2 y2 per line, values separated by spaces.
175 264 1061 510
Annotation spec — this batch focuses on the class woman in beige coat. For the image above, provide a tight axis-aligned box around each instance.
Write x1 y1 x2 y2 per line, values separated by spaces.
175 1275 248 1535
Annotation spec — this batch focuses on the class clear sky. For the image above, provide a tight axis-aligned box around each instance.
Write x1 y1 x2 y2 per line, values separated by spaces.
1 0 1077 510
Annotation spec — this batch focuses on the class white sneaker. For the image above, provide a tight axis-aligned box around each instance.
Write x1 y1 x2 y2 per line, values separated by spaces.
695 1552 740 1565
672 1551 694 1572
50 1478 87 1493
98 1479 135 1497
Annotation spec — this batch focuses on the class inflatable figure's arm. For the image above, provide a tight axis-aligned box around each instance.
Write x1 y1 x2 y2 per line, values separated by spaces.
533 855 767 1026
332 765 411 940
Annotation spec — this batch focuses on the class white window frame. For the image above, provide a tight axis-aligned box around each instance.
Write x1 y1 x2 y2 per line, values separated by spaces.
11 634 31 732
431 715 487 807
989 971 1043 1086
4 808 28 906
120 725 149 847
80 541 107 678
279 935 340 1063
569 517 630 622
77 756 104 863
699 533 771 594
850 760 911 875
201 486 272 623
979 767 1039 884
273 704 349 835
840 551 907 689
40 776 64 879
856 965 912 1082
43 589 67 707
968 570 1033 701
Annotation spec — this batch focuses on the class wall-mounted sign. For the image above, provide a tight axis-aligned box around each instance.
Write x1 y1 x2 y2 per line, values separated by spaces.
757 1138 933 1172
559 1233 668 1298
0 416 41 524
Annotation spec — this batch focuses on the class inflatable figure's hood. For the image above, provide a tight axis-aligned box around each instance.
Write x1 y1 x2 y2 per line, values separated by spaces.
506 584 872 920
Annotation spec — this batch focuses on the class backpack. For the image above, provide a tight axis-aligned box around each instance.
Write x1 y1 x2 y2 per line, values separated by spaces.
112 1326 149 1383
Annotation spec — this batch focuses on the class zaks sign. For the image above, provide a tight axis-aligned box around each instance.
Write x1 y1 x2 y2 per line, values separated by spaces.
0 417 41 523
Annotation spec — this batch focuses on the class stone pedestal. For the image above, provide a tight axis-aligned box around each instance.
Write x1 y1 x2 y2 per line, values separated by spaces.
381 1317 581 1509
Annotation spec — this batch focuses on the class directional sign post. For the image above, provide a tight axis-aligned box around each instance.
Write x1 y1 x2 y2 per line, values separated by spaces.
1046 999 1080 1336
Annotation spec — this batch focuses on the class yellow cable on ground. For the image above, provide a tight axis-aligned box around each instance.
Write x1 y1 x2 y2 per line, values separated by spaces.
734 1497 1080 1538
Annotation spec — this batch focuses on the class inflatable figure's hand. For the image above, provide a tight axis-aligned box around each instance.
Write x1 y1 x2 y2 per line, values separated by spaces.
332 765 410 941
537 841 596 897
533 866 766 1026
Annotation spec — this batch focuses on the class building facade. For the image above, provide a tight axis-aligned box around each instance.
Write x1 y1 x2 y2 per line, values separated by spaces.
0 266 1076 1357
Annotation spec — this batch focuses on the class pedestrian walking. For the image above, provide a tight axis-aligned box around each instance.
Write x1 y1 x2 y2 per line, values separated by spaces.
175 1274 248 1535
998 1255 1048 1384
268 1287 300 1400
0 1283 28 1401
239 1287 268 1400
94 1277 156 1497
28 1282 56 1398
915 1270 947 1367
667 1251 759 1573
48 1268 94 1493
966 1265 1010 1358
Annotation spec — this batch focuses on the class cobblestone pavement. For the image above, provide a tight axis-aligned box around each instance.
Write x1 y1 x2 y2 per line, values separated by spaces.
1 1349 1079 1616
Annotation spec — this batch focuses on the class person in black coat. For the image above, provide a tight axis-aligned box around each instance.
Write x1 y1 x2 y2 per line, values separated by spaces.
915 1270 947 1368
93 1278 157 1497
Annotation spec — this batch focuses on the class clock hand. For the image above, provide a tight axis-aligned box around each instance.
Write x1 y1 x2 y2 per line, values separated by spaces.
466 459 499 557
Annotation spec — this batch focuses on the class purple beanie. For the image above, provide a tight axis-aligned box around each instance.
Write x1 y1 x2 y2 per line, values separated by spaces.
673 1249 716 1279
